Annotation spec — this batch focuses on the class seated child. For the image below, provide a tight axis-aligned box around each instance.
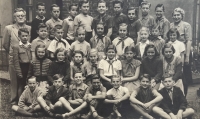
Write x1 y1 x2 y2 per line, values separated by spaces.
99 44 122 90
13 28 32 101
105 75 130 119
70 50 87 84
31 23 51 60
85 49 100 86
158 77 195 119
48 48 70 87
130 74 169 119
149 26 165 58
59 71 88 118
11 77 43 117
46 4 63 40
27 44 52 85
121 46 141 94
71 26 91 59
62 3 78 44
90 22 111 59
47 24 71 60
84 75 107 119
112 23 135 60
37 74 69 117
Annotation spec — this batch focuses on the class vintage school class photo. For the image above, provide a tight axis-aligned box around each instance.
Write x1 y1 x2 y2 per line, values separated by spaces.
0 0 200 118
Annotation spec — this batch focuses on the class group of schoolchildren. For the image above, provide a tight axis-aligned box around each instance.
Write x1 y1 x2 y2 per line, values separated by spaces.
9 0 196 119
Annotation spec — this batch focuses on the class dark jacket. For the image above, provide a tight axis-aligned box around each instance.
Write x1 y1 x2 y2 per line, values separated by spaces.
159 86 188 114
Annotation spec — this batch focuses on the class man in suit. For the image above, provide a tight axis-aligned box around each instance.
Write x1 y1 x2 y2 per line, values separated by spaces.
37 74 69 118
3 8 31 105
158 77 194 119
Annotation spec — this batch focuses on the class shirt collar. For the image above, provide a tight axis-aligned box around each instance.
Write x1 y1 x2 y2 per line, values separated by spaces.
169 40 178 44
77 40 85 44
105 57 117 61
19 41 31 48
139 40 149 45
142 15 149 20
71 83 86 90
67 16 74 21
51 17 61 23
156 16 165 21
36 15 45 21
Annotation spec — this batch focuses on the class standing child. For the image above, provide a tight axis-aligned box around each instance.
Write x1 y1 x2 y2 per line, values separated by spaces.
37 74 69 117
112 23 135 60
47 24 71 61
48 48 70 87
74 0 93 42
130 74 169 119
84 75 106 119
110 0 128 40
140 44 163 90
154 4 170 40
31 23 51 60
167 28 185 65
135 27 150 60
30 2 48 42
149 26 165 57
121 46 141 93
71 26 91 59
99 44 122 90
13 28 32 101
59 72 88 118
105 75 130 119
138 1 155 35
11 77 43 117
92 0 113 37
90 22 111 59
62 3 78 45
46 4 63 40
127 7 141 44
158 78 194 119
70 50 87 84
27 44 52 85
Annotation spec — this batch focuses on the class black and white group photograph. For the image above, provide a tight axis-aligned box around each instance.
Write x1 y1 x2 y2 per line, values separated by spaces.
0 0 200 118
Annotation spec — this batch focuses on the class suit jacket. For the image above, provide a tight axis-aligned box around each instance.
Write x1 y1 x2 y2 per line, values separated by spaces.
46 85 69 105
159 86 187 114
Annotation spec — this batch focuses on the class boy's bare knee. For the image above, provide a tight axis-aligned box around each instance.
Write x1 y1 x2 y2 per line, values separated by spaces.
96 91 102 95
55 101 62 107
11 105 19 111
59 97 65 101
187 108 195 114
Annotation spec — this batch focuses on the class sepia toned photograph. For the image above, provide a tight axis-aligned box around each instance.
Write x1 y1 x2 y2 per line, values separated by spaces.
0 0 200 118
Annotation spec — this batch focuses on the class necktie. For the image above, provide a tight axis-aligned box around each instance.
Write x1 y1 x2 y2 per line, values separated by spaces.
116 37 127 50
107 60 114 75
167 89 173 104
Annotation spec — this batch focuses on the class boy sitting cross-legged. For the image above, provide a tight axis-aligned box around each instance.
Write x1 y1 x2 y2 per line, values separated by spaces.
37 74 70 118
104 75 130 119
11 76 43 117
157 77 195 119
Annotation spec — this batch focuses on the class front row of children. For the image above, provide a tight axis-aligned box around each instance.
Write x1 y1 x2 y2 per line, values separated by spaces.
12 73 194 119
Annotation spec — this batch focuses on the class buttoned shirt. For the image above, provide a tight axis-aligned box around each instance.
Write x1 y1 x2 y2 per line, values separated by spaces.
139 15 155 31
47 37 70 53
31 37 51 51
107 86 129 100
139 40 150 57
63 16 75 41
71 40 91 57
169 40 185 57
69 83 88 100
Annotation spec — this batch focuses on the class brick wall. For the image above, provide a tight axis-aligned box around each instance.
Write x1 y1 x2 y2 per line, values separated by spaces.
62 0 139 18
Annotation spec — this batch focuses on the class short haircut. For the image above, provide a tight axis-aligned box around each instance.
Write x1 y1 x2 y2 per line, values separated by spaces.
111 75 121 81
143 44 159 57
38 23 47 30
76 26 86 36
27 76 37 83
53 24 63 32
140 74 151 81
14 8 26 16
79 0 89 8
127 7 138 17
140 1 151 8
72 50 84 57
36 2 45 9
139 27 150 34
18 28 29 36
113 0 124 7
73 71 83 77
91 74 101 82
124 45 136 54
119 23 128 29
54 47 68 61
155 4 165 12
69 3 78 10
53 74 64 81
162 43 176 55
97 0 107 7
105 44 117 53
166 28 180 40
50 4 60 11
